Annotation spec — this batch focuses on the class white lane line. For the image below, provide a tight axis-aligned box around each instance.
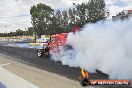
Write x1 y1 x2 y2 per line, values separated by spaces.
0 63 11 67
0 67 39 88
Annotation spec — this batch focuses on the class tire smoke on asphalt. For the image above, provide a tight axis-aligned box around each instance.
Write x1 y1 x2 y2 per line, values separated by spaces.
51 18 132 80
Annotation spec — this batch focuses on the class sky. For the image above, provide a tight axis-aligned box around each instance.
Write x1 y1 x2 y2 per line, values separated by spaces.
0 0 131 33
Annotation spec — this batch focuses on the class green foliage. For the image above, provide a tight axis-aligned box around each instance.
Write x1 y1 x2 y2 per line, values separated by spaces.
0 28 34 37
71 0 108 26
30 0 109 36
0 0 109 37
30 3 54 37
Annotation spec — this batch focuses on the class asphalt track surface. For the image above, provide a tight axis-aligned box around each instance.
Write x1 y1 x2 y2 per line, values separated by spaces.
0 45 130 88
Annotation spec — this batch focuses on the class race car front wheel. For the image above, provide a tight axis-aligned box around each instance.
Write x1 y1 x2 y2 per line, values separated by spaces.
37 50 43 57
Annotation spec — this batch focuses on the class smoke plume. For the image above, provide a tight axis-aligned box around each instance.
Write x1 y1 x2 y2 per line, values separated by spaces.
51 18 132 80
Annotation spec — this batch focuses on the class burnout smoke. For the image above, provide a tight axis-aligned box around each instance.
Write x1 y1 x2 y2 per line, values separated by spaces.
51 18 132 80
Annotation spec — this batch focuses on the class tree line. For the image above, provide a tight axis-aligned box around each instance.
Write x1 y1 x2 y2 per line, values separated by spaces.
0 27 34 37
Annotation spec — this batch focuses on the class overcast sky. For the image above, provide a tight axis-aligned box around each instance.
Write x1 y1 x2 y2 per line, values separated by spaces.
0 0 131 33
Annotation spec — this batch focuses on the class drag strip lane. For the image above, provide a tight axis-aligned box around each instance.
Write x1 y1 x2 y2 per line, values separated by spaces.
0 45 108 80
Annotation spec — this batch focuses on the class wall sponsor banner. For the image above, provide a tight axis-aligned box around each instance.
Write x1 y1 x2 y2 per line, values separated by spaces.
87 79 131 86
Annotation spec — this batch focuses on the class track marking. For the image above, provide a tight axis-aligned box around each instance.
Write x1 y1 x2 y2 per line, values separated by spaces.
0 63 11 67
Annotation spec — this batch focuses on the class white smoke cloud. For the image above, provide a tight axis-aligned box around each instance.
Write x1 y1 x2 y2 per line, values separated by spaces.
51 18 132 80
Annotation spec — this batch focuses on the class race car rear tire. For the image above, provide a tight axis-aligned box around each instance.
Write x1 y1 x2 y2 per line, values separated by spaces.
44 52 49 57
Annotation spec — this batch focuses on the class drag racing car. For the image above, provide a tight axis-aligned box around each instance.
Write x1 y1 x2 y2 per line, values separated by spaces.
37 26 80 57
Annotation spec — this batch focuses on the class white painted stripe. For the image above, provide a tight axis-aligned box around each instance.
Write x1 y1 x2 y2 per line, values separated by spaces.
0 67 39 88
0 63 11 67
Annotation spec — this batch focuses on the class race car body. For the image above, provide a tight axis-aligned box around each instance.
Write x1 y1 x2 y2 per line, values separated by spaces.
37 26 80 57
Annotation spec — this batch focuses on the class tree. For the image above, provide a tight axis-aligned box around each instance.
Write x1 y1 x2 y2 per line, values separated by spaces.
73 0 108 26
25 27 34 36
62 0 108 28
86 0 107 23
51 10 63 34
30 3 54 37
61 10 69 32
16 29 24 36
